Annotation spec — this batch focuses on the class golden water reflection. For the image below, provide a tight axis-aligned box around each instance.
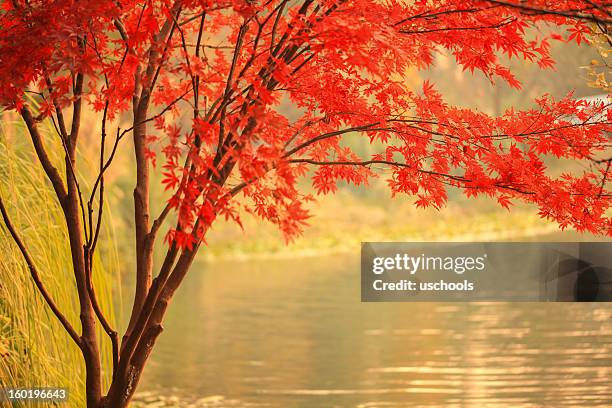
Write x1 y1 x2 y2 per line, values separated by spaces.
138 251 612 407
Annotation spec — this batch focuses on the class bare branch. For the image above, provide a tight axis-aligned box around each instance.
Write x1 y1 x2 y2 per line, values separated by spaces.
0 193 81 347
486 0 612 25
20 106 67 201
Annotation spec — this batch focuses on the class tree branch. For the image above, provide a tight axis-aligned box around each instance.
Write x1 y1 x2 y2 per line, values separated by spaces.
0 193 81 347
486 0 612 25
20 106 67 201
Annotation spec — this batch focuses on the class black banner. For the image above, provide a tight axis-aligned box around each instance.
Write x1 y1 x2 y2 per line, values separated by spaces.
361 242 612 302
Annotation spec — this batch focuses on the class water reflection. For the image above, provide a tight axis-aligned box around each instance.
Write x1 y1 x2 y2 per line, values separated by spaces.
138 246 612 407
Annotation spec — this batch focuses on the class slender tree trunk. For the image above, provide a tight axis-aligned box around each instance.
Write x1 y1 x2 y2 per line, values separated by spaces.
102 244 198 407
19 107 103 407
122 1 179 344
64 151 103 408
124 109 154 341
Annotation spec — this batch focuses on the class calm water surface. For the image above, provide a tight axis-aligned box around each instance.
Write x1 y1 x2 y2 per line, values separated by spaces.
138 238 612 407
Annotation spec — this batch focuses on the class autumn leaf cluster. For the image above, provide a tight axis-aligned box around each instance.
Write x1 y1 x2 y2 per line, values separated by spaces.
1 0 611 246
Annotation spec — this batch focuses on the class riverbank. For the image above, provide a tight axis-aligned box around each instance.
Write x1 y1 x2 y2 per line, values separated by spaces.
199 189 568 262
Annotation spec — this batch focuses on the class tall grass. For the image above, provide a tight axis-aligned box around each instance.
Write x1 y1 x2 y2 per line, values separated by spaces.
0 115 119 407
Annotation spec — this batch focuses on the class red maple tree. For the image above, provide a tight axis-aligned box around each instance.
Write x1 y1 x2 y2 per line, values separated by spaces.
0 1 610 406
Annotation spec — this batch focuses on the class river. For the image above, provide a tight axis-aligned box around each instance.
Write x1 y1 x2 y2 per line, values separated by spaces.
135 233 612 407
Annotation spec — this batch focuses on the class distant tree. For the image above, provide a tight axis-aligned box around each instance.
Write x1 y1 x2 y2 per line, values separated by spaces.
429 38 601 116
0 1 610 406
584 23 611 92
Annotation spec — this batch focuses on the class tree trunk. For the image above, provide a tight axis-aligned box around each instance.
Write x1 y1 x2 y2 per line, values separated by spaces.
124 109 154 343
101 245 199 407
62 170 102 407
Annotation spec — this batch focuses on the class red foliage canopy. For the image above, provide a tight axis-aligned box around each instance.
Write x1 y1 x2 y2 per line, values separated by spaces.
1 0 611 245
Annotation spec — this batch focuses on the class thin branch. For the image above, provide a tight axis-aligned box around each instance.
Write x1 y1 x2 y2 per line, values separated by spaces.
140 3 183 109
289 158 470 182
486 0 612 25
81 100 119 377
218 23 249 150
400 18 517 34
270 0 288 54
394 6 498 27
20 106 67 201
284 123 379 157
0 193 81 347
69 69 84 151
83 245 119 377
113 18 129 43
42 73 69 139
